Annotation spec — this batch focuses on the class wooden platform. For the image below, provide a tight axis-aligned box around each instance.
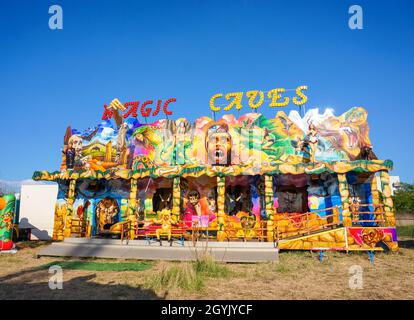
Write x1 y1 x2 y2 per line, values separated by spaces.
38 238 279 263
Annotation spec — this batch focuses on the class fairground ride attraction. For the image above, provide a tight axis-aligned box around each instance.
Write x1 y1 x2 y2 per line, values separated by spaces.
33 90 398 252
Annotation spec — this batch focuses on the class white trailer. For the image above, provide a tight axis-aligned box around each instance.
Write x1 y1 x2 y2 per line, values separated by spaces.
19 184 58 240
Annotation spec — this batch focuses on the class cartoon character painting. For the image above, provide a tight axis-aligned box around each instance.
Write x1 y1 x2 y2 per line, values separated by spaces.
155 209 173 242
306 123 319 163
95 198 120 234
116 123 129 165
65 135 83 169
184 190 202 225
129 126 160 169
183 190 215 228
0 194 16 251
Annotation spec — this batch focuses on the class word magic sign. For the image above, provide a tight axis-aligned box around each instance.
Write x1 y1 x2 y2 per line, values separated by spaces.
102 98 176 121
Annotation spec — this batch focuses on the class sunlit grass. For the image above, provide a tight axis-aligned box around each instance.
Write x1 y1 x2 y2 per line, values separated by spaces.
145 262 203 292
397 225 414 237
40 260 153 271
145 253 230 294
193 253 230 278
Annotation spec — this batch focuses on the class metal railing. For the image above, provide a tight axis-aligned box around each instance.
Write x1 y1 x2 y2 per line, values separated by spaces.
350 203 386 227
135 221 187 240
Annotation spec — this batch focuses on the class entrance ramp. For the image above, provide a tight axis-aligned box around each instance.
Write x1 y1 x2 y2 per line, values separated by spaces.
38 238 279 263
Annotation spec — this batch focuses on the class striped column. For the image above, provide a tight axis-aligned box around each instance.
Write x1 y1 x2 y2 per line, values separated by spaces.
52 204 59 241
371 174 383 225
172 177 181 222
371 174 380 207
379 171 396 227
265 175 275 242
64 179 77 238
128 178 138 239
217 175 226 241
337 173 352 227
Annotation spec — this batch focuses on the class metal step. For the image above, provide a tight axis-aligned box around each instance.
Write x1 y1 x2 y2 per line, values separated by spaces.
38 240 279 263
62 237 277 248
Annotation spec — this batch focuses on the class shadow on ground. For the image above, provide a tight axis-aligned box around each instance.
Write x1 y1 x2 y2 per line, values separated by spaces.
399 239 414 248
15 240 52 250
0 266 162 300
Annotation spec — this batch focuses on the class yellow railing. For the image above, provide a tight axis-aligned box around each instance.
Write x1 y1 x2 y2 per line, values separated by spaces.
128 202 387 244
275 206 342 241
223 221 269 242
70 218 89 238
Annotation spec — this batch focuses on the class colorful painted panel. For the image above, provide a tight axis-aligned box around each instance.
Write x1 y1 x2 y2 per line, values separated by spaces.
58 107 375 174
348 227 398 251
278 227 398 251
0 194 16 251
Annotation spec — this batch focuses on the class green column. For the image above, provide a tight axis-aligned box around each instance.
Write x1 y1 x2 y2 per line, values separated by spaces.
379 171 396 227
172 177 181 222
127 178 138 239
337 173 351 227
64 179 77 238
217 175 226 241
371 174 380 207
265 175 275 241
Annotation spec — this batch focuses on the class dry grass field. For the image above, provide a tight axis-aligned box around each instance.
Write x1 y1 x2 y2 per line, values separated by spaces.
0 239 413 300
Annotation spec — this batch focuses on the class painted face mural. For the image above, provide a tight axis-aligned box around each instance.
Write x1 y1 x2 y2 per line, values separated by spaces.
206 190 217 214
95 198 119 232
361 228 384 248
188 190 200 207
256 179 265 195
68 135 83 153
206 124 232 165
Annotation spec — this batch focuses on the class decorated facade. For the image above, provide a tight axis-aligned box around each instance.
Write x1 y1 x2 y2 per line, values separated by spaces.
33 100 398 252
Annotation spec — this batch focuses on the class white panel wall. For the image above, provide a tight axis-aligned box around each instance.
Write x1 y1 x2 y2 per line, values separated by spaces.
376 175 400 196
19 184 58 240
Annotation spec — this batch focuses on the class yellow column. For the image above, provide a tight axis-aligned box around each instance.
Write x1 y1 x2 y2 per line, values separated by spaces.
172 177 181 222
53 203 65 241
128 178 138 239
217 175 226 241
371 174 380 207
52 204 59 240
379 171 396 227
265 175 275 242
63 179 76 238
337 173 352 227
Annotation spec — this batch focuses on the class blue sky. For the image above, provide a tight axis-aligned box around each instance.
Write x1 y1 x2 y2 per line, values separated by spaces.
0 0 413 182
